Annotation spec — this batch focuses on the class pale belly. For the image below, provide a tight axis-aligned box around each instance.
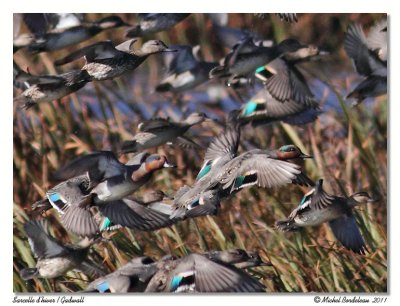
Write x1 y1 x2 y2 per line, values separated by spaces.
295 206 344 227
93 179 145 202
135 130 180 150
37 257 77 278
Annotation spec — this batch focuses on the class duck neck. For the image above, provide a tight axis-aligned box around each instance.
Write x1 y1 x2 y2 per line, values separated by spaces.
347 197 362 208
130 49 150 57
131 163 152 182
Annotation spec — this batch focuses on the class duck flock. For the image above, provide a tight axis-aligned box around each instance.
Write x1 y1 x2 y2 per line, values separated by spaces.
13 13 387 293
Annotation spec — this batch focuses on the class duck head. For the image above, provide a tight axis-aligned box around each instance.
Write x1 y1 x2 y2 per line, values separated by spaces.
235 251 272 268
284 44 320 61
276 38 306 54
276 145 313 160
184 112 211 125
349 191 378 206
144 154 176 173
97 16 130 29
139 40 177 55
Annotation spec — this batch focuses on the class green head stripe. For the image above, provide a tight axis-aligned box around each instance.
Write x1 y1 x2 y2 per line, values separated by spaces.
280 145 292 152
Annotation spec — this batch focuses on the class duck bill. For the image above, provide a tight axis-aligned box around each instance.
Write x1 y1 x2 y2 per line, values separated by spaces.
259 261 273 266
367 197 380 203
300 154 313 159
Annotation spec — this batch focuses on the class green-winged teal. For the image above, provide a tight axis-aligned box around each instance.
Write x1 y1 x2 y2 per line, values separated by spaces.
120 112 211 153
84 249 267 293
26 15 129 53
206 145 314 193
53 151 175 192
156 45 218 94
31 175 98 237
197 127 313 190
254 42 325 105
33 152 175 236
52 151 143 186
85 152 175 202
172 125 313 219
276 179 377 254
54 39 176 81
33 175 176 237
13 68 90 110
20 220 105 280
173 123 240 219
237 88 320 127
344 20 387 106
84 256 159 293
209 38 309 83
125 13 190 38
144 251 266 292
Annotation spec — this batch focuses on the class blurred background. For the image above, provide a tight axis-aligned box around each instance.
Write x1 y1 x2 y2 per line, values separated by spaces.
13 13 387 292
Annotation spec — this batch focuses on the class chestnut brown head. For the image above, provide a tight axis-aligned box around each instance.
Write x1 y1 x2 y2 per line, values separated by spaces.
144 154 176 172
276 145 312 160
